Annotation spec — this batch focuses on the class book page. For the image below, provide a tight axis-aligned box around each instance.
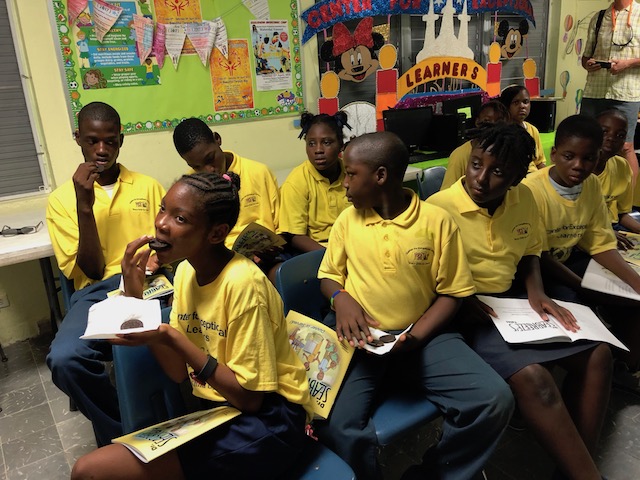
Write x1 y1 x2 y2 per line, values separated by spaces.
478 296 628 351
108 274 174 300
286 311 354 419
113 406 241 463
81 296 161 340
232 222 285 258
581 259 640 302
619 232 640 267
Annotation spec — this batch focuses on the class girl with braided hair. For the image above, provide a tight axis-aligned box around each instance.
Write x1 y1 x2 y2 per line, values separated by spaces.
428 124 612 480
72 172 313 480
278 111 353 253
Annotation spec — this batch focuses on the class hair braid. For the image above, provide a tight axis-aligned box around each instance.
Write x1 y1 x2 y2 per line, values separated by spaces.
178 172 241 230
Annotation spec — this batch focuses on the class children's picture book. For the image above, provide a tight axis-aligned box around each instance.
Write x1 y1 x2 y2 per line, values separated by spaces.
286 311 354 419
618 232 640 267
80 296 162 340
363 325 413 355
581 259 640 302
478 295 628 351
108 274 174 300
112 406 241 463
232 222 285 258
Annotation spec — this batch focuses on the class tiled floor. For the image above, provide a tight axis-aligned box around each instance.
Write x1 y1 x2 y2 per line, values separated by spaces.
1 333 639 480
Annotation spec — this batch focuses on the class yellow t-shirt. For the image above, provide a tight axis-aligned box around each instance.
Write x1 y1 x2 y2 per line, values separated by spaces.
169 254 313 422
596 155 633 222
46 165 166 290
441 140 472 190
523 121 547 171
223 152 279 249
428 179 543 293
278 160 351 244
523 167 617 263
318 190 475 330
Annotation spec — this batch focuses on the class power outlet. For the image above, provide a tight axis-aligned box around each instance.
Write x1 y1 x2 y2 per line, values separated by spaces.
0 291 9 309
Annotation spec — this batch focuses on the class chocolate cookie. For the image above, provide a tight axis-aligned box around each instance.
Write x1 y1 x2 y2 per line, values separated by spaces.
367 339 384 347
379 334 396 343
120 318 144 330
149 239 170 251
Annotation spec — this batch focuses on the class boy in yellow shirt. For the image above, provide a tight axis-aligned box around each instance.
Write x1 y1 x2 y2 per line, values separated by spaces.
428 124 611 480
524 114 640 387
594 109 640 242
172 118 279 251
46 102 166 446
316 132 513 480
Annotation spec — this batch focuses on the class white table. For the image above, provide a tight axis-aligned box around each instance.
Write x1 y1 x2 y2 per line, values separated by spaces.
0 196 62 361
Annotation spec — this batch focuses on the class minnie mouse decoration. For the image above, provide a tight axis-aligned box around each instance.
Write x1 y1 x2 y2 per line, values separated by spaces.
320 17 385 83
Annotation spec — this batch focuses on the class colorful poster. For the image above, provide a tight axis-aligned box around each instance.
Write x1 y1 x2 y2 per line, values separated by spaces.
251 20 291 91
211 39 253 112
153 0 202 54
71 1 160 89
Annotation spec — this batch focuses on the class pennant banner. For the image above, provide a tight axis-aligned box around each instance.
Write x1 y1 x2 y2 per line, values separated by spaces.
165 24 187 70
212 17 229 59
67 0 88 25
186 21 217 66
301 0 535 44
153 23 167 69
133 14 154 64
93 0 123 42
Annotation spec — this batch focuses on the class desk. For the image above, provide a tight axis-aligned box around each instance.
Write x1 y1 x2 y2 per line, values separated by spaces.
0 196 63 360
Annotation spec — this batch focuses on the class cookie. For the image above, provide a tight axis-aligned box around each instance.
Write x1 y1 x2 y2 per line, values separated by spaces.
149 239 170 250
379 334 396 343
367 339 384 347
120 318 144 330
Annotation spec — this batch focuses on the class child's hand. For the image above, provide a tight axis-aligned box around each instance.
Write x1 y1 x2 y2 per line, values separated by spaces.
121 235 154 298
334 292 380 348
253 246 283 266
616 231 635 251
390 332 419 354
110 324 172 347
528 294 579 332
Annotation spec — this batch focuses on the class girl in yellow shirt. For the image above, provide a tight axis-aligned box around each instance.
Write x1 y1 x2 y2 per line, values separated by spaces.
71 172 312 480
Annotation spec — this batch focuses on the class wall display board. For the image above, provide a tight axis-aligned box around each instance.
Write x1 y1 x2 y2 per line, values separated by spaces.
50 0 304 134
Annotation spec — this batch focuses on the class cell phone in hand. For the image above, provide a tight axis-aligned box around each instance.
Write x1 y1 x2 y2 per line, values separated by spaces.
595 61 612 69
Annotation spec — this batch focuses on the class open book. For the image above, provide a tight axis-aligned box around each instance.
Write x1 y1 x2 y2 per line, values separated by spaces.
232 222 285 258
581 259 640 302
618 232 640 268
80 296 161 340
108 274 174 300
112 406 241 463
286 311 354 419
478 295 628 351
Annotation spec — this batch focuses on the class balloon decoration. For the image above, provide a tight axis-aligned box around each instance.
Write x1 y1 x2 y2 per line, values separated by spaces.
563 15 573 43
575 38 583 65
575 88 584 114
559 70 570 99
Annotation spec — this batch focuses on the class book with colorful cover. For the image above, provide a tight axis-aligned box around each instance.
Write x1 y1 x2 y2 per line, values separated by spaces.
107 274 174 300
232 222 285 258
286 311 354 419
112 406 241 463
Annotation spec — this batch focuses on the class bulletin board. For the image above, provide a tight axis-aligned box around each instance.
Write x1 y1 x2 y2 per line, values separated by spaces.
50 0 304 134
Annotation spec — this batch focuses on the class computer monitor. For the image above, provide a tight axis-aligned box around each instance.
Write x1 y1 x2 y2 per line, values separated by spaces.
424 113 466 154
442 94 483 130
382 106 433 152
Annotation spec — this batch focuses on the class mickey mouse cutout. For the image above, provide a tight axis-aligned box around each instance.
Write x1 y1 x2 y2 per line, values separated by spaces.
320 17 385 83
498 19 529 59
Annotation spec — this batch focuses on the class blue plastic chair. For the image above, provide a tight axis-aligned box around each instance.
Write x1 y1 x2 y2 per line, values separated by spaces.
113 309 355 479
416 166 447 200
274 251 440 447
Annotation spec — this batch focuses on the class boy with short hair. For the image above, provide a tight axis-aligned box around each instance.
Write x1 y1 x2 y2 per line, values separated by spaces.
172 118 279 250
594 109 640 238
523 114 640 383
316 131 514 480
46 102 166 446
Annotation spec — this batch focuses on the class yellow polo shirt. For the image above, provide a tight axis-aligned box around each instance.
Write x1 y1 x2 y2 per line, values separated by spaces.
523 168 616 263
223 152 279 249
46 165 166 291
596 155 633 222
278 160 350 244
170 254 313 422
318 190 475 330
441 140 472 190
428 179 543 293
523 121 547 170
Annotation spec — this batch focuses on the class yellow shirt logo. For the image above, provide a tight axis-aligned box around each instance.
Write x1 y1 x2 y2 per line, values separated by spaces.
512 223 531 241
406 247 433 266
242 194 259 207
130 198 150 212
